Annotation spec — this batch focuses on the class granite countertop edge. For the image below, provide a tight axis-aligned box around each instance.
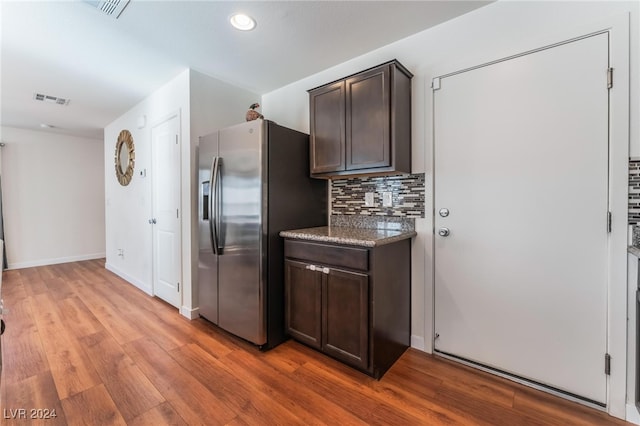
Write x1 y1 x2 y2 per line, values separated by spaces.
280 226 417 248
629 246 640 257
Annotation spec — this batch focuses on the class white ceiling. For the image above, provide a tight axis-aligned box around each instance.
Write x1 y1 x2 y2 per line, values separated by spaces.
1 1 492 140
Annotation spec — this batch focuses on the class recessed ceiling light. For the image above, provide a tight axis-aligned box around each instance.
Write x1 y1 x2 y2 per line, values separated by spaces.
229 13 256 31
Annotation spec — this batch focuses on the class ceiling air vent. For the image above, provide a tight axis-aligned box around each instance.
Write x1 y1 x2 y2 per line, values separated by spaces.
33 93 70 106
82 0 130 19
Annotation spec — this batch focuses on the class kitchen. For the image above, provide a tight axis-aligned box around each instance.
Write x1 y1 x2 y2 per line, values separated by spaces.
1 0 639 424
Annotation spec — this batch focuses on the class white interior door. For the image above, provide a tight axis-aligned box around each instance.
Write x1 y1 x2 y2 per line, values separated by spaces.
433 33 609 404
152 115 181 308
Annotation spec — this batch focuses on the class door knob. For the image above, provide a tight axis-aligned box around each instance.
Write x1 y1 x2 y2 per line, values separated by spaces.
439 208 450 217
149 218 157 224
438 227 450 237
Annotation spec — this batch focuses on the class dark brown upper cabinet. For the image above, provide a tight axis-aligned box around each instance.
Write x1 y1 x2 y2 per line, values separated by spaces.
308 60 412 179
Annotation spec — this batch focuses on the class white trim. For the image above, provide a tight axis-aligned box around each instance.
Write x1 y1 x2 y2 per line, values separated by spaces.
149 109 180 131
626 403 640 425
7 252 106 270
149 109 183 309
105 262 153 296
605 12 630 420
411 335 426 351
181 305 199 320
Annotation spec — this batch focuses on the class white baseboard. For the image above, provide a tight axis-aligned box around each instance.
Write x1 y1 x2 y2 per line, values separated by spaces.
181 306 199 320
7 252 106 270
411 335 426 352
104 263 153 296
627 403 640 425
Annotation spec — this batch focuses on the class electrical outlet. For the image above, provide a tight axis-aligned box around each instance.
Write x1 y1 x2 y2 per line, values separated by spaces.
382 192 393 207
364 192 375 207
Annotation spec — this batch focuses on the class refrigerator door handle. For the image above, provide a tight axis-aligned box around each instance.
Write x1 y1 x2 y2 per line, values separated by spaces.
210 157 220 255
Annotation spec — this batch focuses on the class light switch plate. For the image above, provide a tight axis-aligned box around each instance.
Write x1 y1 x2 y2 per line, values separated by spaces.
382 192 393 207
364 192 375 207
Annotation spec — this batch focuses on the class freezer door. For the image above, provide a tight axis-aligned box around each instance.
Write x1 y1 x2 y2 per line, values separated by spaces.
198 133 219 324
218 121 266 345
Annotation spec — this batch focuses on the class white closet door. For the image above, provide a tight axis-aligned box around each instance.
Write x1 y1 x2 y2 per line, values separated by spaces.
434 32 609 404
152 114 181 308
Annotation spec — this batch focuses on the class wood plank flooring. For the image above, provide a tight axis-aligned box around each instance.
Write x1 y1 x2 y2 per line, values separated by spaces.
0 259 630 425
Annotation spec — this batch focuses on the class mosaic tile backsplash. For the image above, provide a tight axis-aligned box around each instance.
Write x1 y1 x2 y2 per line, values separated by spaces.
329 160 639 229
630 159 640 225
331 173 425 218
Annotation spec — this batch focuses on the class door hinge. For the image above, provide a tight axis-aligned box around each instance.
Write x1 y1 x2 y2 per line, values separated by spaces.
177 282 180 292
432 77 441 91
607 211 612 233
605 353 611 375
607 68 613 89
175 135 179 145
177 208 179 219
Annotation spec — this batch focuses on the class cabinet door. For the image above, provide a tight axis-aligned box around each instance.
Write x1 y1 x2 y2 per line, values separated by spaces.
309 81 345 174
322 268 369 370
345 64 390 170
285 260 322 349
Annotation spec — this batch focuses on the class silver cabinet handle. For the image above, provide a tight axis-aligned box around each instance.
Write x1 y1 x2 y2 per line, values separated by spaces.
305 265 330 274
148 218 157 224
438 227 450 237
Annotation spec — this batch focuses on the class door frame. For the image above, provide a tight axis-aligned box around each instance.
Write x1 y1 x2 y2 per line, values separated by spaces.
150 110 183 310
425 14 629 417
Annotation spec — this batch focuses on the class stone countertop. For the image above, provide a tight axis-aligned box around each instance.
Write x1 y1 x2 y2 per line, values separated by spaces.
629 246 640 258
280 226 416 248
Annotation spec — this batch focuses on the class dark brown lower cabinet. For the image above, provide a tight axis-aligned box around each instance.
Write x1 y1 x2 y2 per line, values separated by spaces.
285 260 322 349
323 267 369 370
284 238 410 379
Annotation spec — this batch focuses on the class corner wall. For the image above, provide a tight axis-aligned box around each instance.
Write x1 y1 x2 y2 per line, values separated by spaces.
0 127 105 268
104 68 260 317
104 70 190 295
262 0 638 418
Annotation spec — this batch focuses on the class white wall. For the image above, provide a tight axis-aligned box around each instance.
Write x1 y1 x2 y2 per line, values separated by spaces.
104 68 259 317
262 0 638 418
104 69 190 295
0 127 105 268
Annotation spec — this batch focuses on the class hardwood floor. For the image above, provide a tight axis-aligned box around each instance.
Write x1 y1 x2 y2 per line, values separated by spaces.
0 259 630 425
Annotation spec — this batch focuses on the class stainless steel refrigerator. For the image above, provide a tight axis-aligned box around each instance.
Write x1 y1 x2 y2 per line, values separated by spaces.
198 119 326 349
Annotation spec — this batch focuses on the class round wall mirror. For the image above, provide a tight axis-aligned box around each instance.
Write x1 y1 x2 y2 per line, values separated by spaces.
115 129 135 186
